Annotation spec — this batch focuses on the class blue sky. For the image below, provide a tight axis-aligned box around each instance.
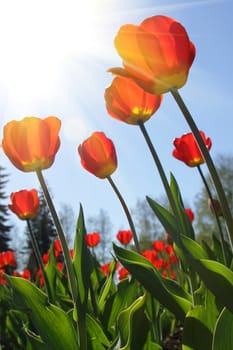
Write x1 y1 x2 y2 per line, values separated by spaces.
0 0 232 242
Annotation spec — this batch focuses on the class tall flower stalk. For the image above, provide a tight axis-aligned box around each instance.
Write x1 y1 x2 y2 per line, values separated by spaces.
78 131 141 253
197 165 227 265
170 87 233 250
138 121 181 227
107 175 140 253
36 169 78 303
26 219 52 300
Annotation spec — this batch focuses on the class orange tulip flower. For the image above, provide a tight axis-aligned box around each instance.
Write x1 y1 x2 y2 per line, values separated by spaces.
110 15 195 95
2 116 61 172
9 189 40 220
78 132 117 179
104 76 162 125
172 131 212 167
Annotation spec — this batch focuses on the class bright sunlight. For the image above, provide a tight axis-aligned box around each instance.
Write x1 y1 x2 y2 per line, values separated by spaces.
0 0 105 109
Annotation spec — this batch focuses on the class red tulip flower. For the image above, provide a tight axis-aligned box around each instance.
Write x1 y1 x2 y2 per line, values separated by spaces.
116 230 133 245
9 189 40 220
110 15 195 95
78 132 117 179
100 262 111 275
0 250 17 269
118 267 130 280
85 232 100 247
141 250 157 264
152 240 166 252
105 76 162 125
54 239 63 257
172 131 212 167
185 208 195 222
2 116 61 172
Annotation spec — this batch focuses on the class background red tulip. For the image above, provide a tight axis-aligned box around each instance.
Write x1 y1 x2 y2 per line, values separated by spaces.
172 131 212 167
9 189 40 220
78 132 117 179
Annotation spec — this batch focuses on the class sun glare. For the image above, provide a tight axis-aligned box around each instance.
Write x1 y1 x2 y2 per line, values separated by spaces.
0 0 103 112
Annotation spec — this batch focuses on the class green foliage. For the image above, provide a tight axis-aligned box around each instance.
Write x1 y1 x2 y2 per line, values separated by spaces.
212 308 233 350
113 244 192 322
6 276 79 349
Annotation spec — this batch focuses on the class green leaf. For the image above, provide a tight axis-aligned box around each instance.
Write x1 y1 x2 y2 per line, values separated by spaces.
170 173 195 240
183 306 213 350
113 244 192 321
146 196 180 245
98 260 117 312
73 205 92 306
105 278 139 334
181 235 209 260
212 234 233 266
86 314 110 349
117 294 149 350
7 276 79 350
183 290 220 350
142 343 162 350
44 241 57 302
191 259 233 313
212 307 233 350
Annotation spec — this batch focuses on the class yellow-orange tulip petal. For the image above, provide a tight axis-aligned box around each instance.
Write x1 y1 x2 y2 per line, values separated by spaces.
9 189 40 220
105 76 162 125
113 15 196 95
2 116 61 172
78 132 117 179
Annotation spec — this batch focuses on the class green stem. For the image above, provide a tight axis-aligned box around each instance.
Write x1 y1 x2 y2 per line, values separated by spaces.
170 87 233 251
197 165 227 265
36 169 78 303
138 121 181 224
107 175 141 253
26 219 52 301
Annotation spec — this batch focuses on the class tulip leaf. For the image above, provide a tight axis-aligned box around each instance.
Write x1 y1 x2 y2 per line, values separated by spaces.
7 276 79 349
86 314 110 349
191 259 233 313
182 306 214 350
181 235 209 260
117 294 149 350
183 290 220 350
73 204 92 306
106 278 139 333
113 244 192 321
169 173 195 239
212 307 233 350
98 260 117 312
146 196 180 245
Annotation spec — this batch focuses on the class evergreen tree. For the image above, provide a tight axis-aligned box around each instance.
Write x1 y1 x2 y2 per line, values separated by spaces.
0 166 12 252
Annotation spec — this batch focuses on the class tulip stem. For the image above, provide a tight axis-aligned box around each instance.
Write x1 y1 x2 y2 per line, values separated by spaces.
107 175 141 253
26 219 52 301
138 121 181 223
170 87 233 251
197 165 227 265
36 170 78 303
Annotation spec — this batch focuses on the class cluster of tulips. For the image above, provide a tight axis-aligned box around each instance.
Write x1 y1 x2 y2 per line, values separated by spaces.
0 14 233 350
